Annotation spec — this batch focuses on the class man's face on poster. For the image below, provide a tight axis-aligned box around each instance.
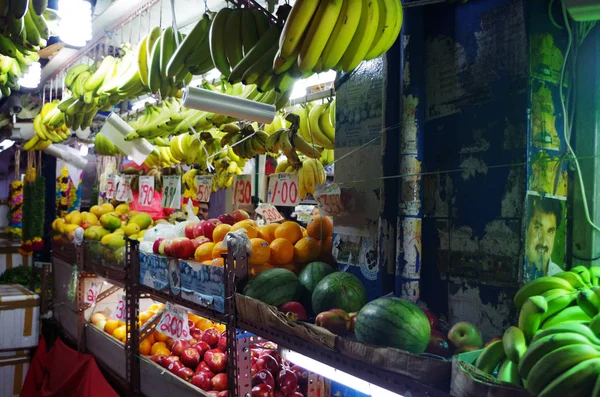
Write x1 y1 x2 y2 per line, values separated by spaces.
526 208 557 271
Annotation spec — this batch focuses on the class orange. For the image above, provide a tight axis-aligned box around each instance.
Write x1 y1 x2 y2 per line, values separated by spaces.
214 322 226 333
139 310 155 324
307 216 334 240
148 303 163 312
212 224 232 242
104 319 120 335
274 221 303 244
195 317 213 331
153 331 170 342
257 226 272 242
113 325 127 342
301 226 308 238
139 339 152 355
250 263 276 276
249 238 271 265
153 346 170 356
195 242 215 262
151 341 167 355
212 241 228 259
294 237 322 264
269 238 294 265
188 313 201 324
144 333 155 346
231 220 258 238
203 257 225 267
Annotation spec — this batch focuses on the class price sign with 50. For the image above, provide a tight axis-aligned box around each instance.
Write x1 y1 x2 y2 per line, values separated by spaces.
195 175 213 202
156 302 190 340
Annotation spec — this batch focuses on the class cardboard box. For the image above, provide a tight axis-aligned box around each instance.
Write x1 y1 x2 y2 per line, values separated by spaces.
0 284 39 349
139 252 169 292
179 259 225 312
0 349 30 397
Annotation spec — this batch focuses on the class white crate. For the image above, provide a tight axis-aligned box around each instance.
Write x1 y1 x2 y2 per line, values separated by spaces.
0 239 32 275
0 349 30 397
0 285 40 349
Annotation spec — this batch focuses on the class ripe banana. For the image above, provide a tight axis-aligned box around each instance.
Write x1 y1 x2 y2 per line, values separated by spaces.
278 0 320 59
338 0 379 72
320 0 362 70
364 0 398 60
307 103 334 149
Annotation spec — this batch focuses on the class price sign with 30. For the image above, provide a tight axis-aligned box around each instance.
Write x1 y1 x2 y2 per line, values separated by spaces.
115 175 133 202
232 174 252 206
256 203 284 224
195 175 213 202
104 174 118 199
139 176 155 206
85 282 101 305
161 175 181 209
114 294 127 321
314 183 346 216
268 173 299 207
156 302 190 341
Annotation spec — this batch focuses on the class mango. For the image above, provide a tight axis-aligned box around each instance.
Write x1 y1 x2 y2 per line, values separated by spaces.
90 205 102 217
99 213 121 232
84 226 102 240
101 233 125 248
81 212 98 225
63 224 80 233
115 203 130 214
65 211 82 225
124 223 140 237
52 218 65 232
114 228 125 235
129 213 152 230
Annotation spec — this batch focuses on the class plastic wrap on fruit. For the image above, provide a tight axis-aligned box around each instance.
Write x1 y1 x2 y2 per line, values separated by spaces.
139 241 154 254
224 229 251 260
73 226 84 246
143 222 178 243
67 265 79 302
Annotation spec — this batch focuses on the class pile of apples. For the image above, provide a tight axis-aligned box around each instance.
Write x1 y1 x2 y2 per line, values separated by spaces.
150 325 228 395
250 346 308 397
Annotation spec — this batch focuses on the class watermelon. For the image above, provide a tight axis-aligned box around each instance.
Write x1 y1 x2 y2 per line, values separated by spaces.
243 268 301 306
299 261 335 295
311 272 367 314
354 297 431 354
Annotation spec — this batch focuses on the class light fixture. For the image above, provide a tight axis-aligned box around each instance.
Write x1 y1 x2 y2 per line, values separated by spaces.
289 70 336 100
79 143 89 156
279 348 404 397
18 62 41 89
58 0 92 47
131 97 157 112
0 139 15 152
182 86 276 124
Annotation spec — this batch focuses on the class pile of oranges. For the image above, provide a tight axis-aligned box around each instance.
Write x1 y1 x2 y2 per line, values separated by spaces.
194 215 333 276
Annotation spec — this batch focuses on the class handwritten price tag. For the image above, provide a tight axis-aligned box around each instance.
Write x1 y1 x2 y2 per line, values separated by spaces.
115 175 133 202
156 302 190 341
85 282 101 305
104 174 118 199
256 203 284 224
268 173 299 207
161 175 181 209
139 176 155 206
232 174 252 206
114 294 127 321
195 175 213 202
314 183 346 216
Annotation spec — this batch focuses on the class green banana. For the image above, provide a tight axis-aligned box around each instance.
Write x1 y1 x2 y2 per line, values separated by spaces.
496 359 521 386
541 305 592 330
228 25 281 84
224 8 243 68
474 340 505 374
514 276 574 309
166 13 210 78
572 266 593 286
554 271 588 290
148 35 162 94
9 0 27 18
538 357 600 397
241 42 279 85
519 295 548 342
578 289 600 318
502 326 527 364
209 8 233 78
84 56 115 92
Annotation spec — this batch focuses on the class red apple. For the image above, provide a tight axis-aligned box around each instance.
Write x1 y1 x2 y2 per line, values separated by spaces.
204 349 227 373
202 328 220 347
285 392 303 397
190 328 203 342
176 366 194 381
315 311 349 334
276 369 297 394
252 369 275 389
160 355 180 367
181 347 201 368
195 361 215 377
194 341 210 359
191 372 212 391
290 365 308 388
211 373 228 391
171 340 190 357
207 393 219 397
273 391 285 397
231 209 249 222
219 333 227 351
349 312 358 332
277 302 307 321
255 355 279 374
426 329 452 358
423 309 440 330
191 236 211 250
202 219 222 239
448 322 483 350
192 222 205 239
485 336 502 347
185 222 200 239
259 350 281 365
165 337 175 350
166 359 184 374
188 338 198 346
150 354 166 364
218 213 235 226
217 392 228 397
163 239 175 256
169 237 196 259
252 384 273 397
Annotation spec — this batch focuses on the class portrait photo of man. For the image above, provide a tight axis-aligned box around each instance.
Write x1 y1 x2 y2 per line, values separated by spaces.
525 195 565 278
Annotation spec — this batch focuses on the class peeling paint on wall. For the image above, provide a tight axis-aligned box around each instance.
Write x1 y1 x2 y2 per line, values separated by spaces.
459 157 489 180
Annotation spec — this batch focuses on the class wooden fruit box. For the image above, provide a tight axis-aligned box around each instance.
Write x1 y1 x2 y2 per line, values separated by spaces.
451 352 532 397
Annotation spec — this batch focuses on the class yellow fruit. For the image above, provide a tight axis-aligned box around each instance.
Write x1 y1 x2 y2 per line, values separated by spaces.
124 223 141 236
81 212 99 225
139 311 156 324
63 224 80 233
129 213 153 230
148 304 162 312
90 205 103 217
151 341 167 355
100 203 115 214
65 211 82 225
115 203 130 214
114 228 125 235
100 213 122 231
52 218 66 231
104 319 120 335
249 238 271 265
140 339 152 355
154 347 171 356
113 325 127 342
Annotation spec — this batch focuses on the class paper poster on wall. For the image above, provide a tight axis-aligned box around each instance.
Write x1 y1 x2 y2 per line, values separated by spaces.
523 193 567 282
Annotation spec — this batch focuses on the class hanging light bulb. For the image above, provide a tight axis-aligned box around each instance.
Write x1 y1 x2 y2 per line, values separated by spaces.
18 62 41 88
59 0 92 47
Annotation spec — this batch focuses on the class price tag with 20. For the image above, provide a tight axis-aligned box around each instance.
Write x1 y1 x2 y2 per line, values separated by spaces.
104 174 118 199
195 175 213 203
85 282 102 305
115 175 134 202
161 175 181 209
232 174 252 206
268 173 299 207
113 294 127 321
256 203 284 224
314 183 346 216
156 302 190 341
139 176 155 206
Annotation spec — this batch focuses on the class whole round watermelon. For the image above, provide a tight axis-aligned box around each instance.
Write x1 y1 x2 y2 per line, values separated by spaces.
243 268 301 306
354 297 431 354
312 272 367 314
299 262 335 295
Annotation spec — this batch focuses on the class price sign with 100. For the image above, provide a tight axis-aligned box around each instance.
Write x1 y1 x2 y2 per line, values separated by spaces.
115 175 133 202
256 203 284 224
195 175 212 202
139 176 155 206
105 174 118 199
161 175 181 209
268 173 299 206
314 183 346 216
157 302 190 340
233 174 252 206
114 294 127 321
85 282 101 305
